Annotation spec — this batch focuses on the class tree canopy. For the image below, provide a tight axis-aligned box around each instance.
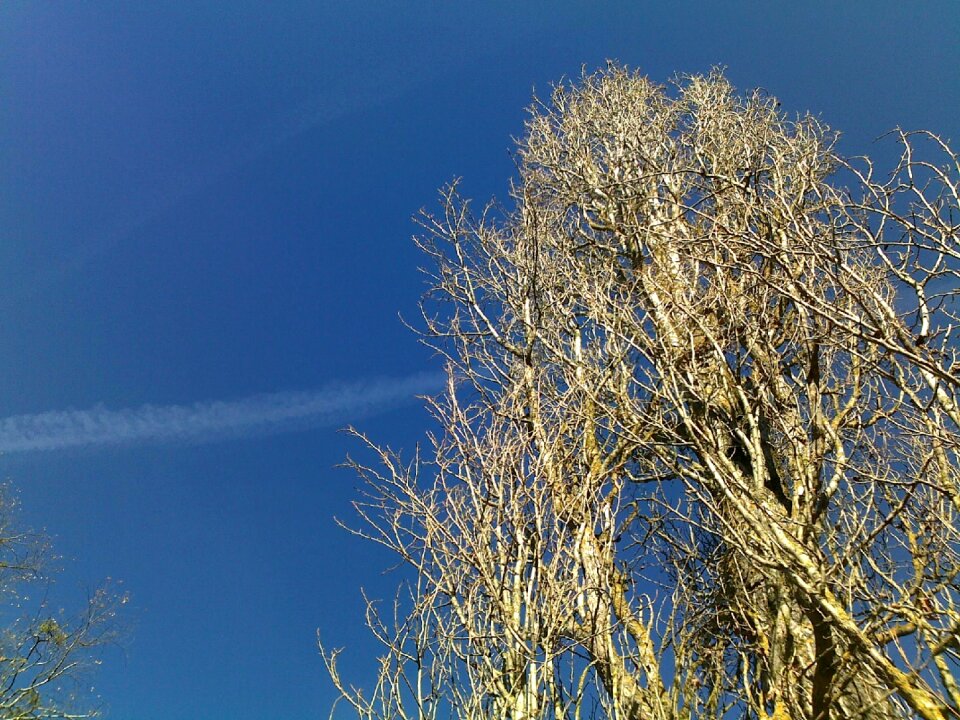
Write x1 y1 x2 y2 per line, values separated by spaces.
323 66 960 720
0 487 120 719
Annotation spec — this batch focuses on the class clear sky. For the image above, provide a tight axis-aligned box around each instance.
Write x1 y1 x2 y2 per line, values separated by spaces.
1 3 958 718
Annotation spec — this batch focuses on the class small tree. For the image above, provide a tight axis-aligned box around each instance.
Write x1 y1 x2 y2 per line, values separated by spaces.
322 66 960 720
0 487 121 719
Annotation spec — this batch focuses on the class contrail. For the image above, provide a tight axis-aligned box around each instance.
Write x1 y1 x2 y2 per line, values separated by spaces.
0 372 443 453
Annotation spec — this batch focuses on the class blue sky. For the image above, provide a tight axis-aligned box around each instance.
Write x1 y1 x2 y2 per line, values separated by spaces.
1 3 958 718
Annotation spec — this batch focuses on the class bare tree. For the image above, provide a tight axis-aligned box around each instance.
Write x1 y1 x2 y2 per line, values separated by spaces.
321 66 960 720
0 487 122 719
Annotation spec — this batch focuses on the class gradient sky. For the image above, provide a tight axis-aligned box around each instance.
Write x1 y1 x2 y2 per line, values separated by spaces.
1 3 958 718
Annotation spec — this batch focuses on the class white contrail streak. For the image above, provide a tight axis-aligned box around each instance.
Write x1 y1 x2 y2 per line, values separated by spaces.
0 372 443 453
